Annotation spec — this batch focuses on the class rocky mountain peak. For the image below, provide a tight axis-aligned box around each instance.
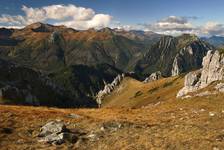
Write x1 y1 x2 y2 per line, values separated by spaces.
135 34 210 77
99 27 114 34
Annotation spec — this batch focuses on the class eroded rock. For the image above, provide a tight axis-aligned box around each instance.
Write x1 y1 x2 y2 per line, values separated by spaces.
143 71 162 83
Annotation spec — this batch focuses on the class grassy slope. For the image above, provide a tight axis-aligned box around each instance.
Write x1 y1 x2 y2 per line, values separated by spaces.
102 75 185 108
1 90 224 149
0 76 224 149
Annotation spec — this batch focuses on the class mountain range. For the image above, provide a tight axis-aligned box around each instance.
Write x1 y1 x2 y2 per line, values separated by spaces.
0 22 218 107
201 36 224 48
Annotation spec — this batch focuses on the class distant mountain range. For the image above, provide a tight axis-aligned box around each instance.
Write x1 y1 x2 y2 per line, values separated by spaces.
0 22 215 107
201 36 224 48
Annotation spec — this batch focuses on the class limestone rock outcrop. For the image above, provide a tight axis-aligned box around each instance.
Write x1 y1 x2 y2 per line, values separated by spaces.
143 71 162 83
200 50 224 87
177 50 224 97
96 74 125 107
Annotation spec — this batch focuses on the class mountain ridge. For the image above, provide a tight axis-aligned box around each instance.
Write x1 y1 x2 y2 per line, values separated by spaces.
0 22 215 107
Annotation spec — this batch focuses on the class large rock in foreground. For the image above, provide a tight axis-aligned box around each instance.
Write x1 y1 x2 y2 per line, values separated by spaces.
177 50 224 97
38 121 77 145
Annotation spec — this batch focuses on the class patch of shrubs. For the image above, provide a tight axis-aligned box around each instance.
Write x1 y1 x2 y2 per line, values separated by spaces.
148 87 159 94
134 91 143 98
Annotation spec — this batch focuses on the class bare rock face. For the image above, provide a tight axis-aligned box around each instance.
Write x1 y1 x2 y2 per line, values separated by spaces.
176 70 202 97
96 74 125 107
177 50 224 97
200 50 224 87
171 41 209 76
143 71 162 83
215 83 224 92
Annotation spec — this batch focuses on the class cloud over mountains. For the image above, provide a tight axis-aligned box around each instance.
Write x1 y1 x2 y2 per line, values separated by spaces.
0 4 112 30
116 16 224 36
0 4 224 36
142 16 196 35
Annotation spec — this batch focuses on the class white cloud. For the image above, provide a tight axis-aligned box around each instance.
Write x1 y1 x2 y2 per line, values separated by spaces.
201 22 224 36
143 16 196 34
1 7 224 36
113 16 197 35
0 14 26 26
115 16 224 36
0 4 112 30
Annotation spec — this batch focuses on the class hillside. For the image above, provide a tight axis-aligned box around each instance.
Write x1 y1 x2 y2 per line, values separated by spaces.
102 76 184 108
0 23 161 106
101 50 224 108
0 23 217 108
1 48 224 149
0 22 153 72
0 58 97 107
1 90 224 149
101 75 224 108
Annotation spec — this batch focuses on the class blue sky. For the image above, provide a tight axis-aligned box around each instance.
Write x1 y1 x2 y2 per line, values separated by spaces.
0 0 224 36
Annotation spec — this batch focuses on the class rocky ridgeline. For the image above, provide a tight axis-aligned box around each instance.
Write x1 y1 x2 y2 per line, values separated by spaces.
96 74 125 107
177 50 224 98
143 71 162 83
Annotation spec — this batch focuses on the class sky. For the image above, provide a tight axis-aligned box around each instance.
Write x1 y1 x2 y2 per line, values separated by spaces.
0 0 224 36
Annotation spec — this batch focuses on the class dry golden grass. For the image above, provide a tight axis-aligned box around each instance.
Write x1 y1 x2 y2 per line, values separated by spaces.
1 76 224 149
63 30 112 41
11 28 113 43
102 76 185 108
1 90 224 149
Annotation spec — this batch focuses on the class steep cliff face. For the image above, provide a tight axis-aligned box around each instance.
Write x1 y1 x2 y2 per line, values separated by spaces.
200 50 224 86
171 40 210 76
135 36 177 76
177 50 224 97
135 34 211 77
